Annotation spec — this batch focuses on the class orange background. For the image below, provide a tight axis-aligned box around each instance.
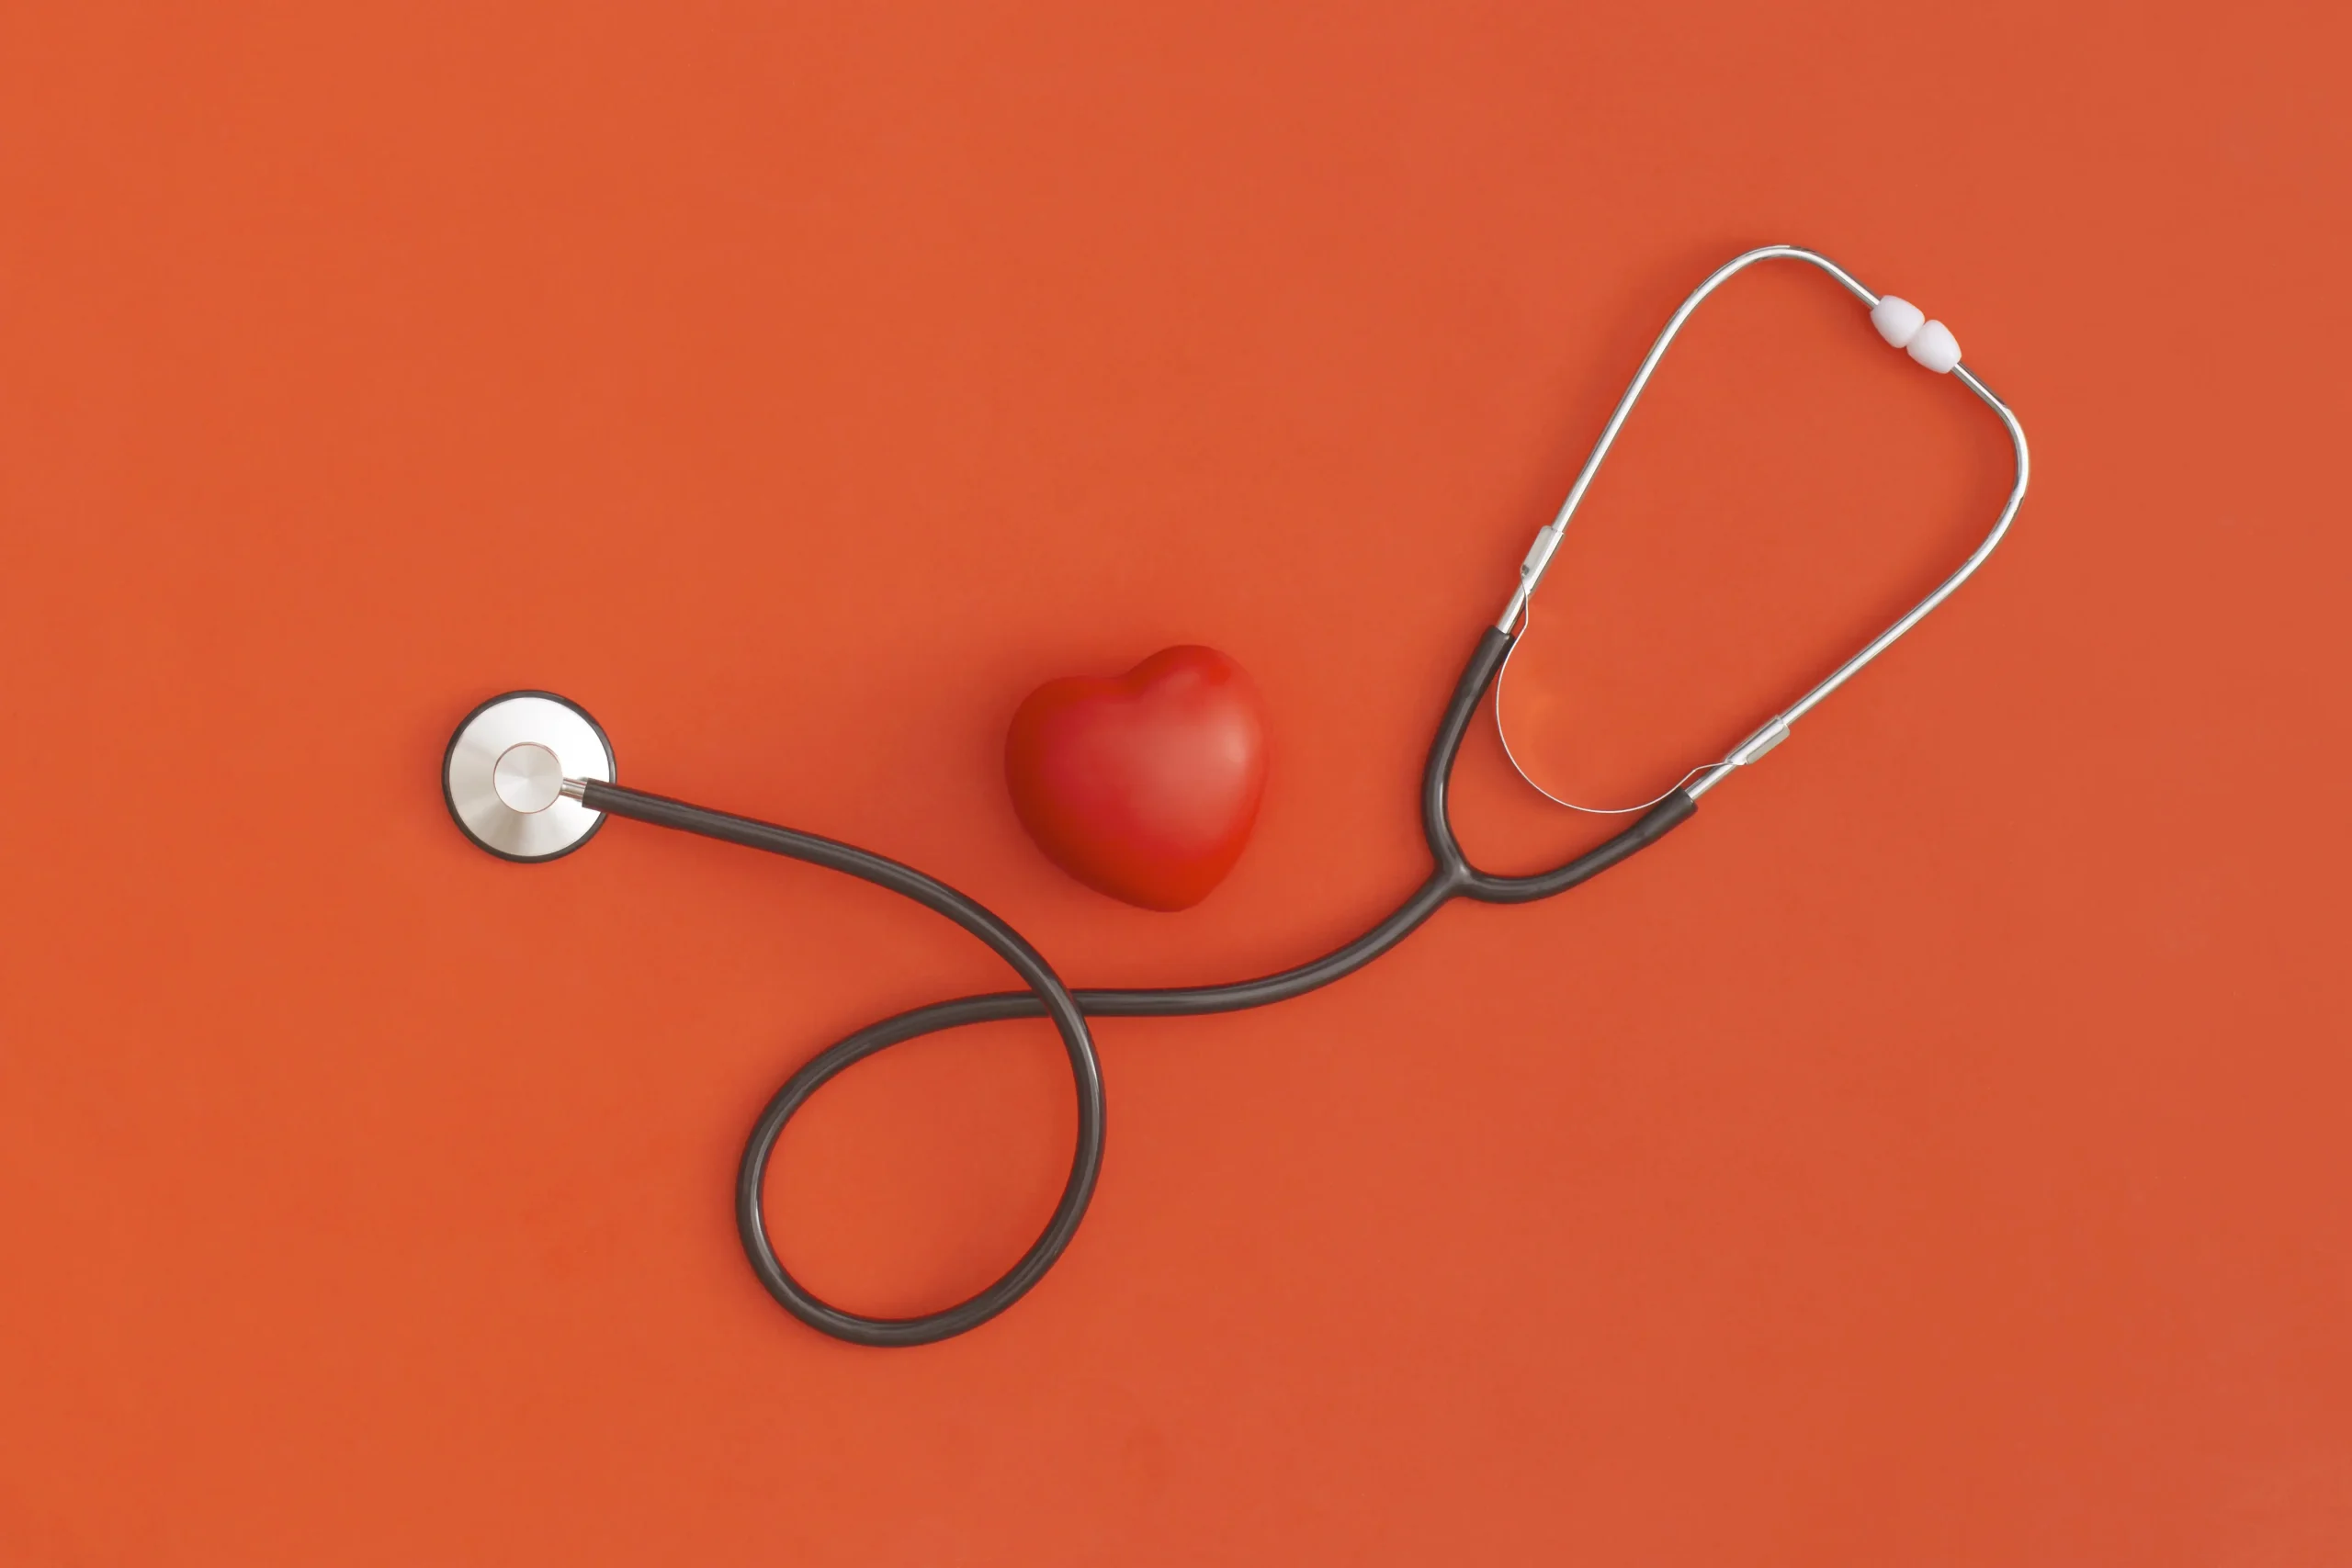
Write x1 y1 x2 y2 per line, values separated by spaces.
2 3 2346 1563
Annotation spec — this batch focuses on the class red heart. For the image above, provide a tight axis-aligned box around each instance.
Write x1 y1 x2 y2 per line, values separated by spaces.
1004 646 1269 911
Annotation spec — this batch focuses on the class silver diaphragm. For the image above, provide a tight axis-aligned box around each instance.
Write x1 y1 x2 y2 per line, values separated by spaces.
442 691 615 863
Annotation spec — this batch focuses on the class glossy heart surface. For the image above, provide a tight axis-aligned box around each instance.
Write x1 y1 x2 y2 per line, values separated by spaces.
1004 646 1268 910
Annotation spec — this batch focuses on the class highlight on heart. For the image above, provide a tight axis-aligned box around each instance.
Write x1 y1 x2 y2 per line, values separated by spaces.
1003 646 1269 910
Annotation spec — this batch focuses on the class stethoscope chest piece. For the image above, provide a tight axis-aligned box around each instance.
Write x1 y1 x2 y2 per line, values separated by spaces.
442 691 616 863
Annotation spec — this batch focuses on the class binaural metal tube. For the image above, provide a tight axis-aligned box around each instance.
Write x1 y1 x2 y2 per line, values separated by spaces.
1492 245 2030 803
1686 361 2030 798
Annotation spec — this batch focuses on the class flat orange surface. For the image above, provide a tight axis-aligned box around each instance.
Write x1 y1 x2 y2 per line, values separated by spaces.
3 5 2346 1563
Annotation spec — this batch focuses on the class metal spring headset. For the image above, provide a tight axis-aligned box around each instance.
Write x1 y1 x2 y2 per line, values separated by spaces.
442 245 2030 1347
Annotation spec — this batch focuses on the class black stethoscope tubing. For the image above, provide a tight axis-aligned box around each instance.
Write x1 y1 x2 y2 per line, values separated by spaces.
580 624 1694 1347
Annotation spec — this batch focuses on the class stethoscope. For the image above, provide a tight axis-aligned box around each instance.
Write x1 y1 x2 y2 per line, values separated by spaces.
441 246 2030 1347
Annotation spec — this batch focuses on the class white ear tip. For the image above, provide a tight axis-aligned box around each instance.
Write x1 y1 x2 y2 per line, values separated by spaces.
1871 296 1925 348
1906 319 1962 373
